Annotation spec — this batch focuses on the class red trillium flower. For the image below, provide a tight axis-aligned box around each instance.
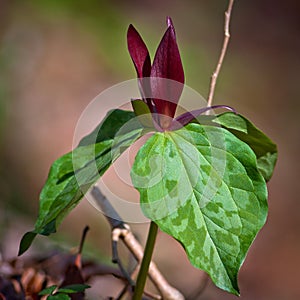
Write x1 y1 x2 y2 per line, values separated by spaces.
127 17 184 130
127 17 235 131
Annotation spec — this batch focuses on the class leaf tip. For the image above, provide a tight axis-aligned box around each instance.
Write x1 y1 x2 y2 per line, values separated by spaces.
18 231 37 256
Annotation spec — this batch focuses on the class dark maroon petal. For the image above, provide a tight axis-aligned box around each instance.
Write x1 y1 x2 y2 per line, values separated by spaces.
166 16 173 28
150 17 184 120
169 105 237 130
127 24 151 78
127 24 153 112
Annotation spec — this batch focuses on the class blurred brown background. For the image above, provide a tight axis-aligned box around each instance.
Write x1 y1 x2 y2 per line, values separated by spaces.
0 0 299 299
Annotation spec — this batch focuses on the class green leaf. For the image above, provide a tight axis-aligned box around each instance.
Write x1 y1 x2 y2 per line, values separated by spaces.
39 285 57 296
78 109 137 146
57 284 90 294
18 232 37 256
131 99 154 128
19 109 144 255
47 294 70 300
213 113 277 181
131 123 268 295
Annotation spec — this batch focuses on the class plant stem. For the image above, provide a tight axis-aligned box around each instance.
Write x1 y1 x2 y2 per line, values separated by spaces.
92 187 184 299
133 221 158 300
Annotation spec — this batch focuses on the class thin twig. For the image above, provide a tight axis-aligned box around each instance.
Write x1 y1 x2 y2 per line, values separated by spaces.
115 283 130 300
207 0 235 108
91 186 185 300
113 227 183 300
91 186 125 230
112 239 135 287
78 226 90 255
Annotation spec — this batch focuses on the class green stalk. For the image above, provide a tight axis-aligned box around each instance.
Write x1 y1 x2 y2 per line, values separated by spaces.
133 221 158 300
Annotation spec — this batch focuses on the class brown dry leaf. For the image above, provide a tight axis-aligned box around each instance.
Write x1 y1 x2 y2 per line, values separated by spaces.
60 263 85 300
0 275 25 300
58 226 89 300
0 226 126 299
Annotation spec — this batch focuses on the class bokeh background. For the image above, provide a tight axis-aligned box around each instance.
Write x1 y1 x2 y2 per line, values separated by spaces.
0 0 299 299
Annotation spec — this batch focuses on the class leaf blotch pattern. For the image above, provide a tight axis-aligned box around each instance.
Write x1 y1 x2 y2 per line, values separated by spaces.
131 123 268 295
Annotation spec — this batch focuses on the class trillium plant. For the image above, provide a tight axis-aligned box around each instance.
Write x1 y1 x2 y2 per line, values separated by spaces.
19 11 277 300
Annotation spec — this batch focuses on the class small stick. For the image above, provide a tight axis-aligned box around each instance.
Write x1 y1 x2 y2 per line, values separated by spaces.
207 0 235 108
78 226 90 255
112 239 135 287
91 186 184 300
91 187 133 286
113 228 183 300
115 283 130 300
75 225 90 269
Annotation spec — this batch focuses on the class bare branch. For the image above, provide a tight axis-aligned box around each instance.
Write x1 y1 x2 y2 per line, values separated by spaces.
207 0 235 108
91 186 185 300
78 225 90 255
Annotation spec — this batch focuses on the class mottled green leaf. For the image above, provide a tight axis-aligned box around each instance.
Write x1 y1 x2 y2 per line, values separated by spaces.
78 109 136 146
57 284 90 294
19 109 144 255
213 113 277 181
38 285 57 296
18 232 37 255
47 294 70 300
190 112 277 182
131 99 154 128
131 123 268 295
